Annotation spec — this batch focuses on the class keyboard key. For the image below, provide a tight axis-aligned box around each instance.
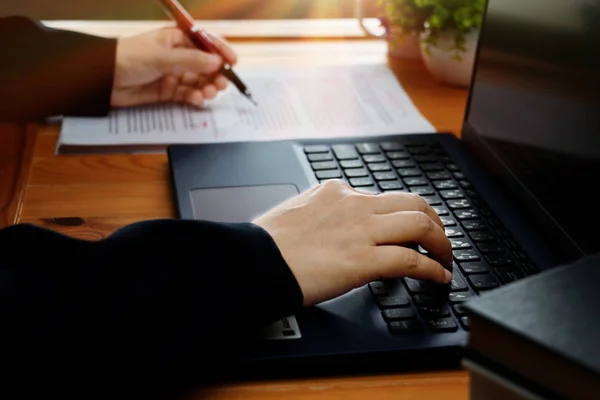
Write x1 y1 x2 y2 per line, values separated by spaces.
332 144 359 159
413 154 437 163
450 239 471 249
445 227 464 238
426 318 458 332
311 161 337 170
392 159 415 168
486 254 515 266
340 159 363 169
349 178 374 187
459 180 472 189
514 250 530 261
382 308 416 321
404 278 437 294
454 250 480 262
460 262 488 274
445 163 460 171
386 151 410 160
421 195 442 206
407 146 430 155
304 145 329 153
521 262 540 275
344 168 368 178
440 190 464 199
404 177 429 186
369 281 389 296
362 154 385 163
420 162 444 171
397 168 422 177
356 143 380 154
450 274 468 291
455 210 479 220
440 217 457 226
413 294 445 305
432 206 449 216
494 266 525 284
481 208 495 218
433 180 457 190
477 243 506 254
418 305 450 318
373 172 397 181
316 170 342 179
447 199 471 209
462 219 486 230
431 145 446 155
377 296 410 309
427 171 452 180
453 303 468 316
388 320 423 334
379 180 404 190
308 153 333 162
368 163 391 172
448 292 474 303
380 142 405 151
469 274 499 291
469 231 497 242
465 188 479 197
410 187 436 196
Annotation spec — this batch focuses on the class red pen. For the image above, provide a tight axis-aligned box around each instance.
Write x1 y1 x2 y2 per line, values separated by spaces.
157 0 258 105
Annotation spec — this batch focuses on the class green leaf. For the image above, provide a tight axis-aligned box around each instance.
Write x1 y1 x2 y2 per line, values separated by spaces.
383 0 483 53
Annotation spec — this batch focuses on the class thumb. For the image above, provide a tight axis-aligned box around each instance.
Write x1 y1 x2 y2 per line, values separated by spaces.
159 48 223 75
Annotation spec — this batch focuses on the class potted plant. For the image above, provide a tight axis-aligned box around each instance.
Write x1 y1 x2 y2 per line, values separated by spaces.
357 0 424 59
375 0 428 59
415 0 486 87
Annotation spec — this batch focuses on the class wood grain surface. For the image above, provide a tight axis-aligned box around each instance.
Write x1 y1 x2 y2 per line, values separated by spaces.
0 123 37 228
6 28 470 399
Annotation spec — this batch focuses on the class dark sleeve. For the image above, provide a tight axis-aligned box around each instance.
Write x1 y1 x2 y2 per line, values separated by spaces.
0 220 304 394
0 16 116 122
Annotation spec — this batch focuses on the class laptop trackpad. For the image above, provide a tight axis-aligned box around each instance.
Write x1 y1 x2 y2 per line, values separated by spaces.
190 184 300 223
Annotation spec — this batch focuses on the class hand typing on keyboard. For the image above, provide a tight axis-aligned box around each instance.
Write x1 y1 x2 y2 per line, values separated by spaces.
253 179 453 307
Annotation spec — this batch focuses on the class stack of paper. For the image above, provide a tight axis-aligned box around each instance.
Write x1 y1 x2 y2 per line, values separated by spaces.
56 64 435 154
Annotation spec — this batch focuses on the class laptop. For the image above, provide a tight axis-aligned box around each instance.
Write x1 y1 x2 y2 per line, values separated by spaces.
167 0 600 378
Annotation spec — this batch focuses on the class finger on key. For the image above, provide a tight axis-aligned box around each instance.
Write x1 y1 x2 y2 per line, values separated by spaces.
369 192 444 230
371 211 453 267
373 245 452 283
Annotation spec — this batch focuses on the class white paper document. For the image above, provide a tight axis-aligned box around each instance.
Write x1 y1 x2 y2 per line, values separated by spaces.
58 64 435 149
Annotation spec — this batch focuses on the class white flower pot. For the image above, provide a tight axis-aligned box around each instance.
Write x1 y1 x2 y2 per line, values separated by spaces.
419 29 480 87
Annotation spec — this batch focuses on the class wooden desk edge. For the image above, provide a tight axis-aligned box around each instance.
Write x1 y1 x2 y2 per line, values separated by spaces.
0 123 38 228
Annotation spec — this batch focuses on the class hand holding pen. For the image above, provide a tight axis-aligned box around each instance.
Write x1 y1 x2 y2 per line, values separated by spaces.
110 25 238 108
157 0 258 106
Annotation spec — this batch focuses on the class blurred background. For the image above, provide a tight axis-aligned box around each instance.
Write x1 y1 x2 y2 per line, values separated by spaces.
0 0 378 20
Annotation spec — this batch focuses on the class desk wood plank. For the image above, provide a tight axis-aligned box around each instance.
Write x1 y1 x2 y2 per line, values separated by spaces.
21 181 175 219
0 123 36 228
190 371 469 399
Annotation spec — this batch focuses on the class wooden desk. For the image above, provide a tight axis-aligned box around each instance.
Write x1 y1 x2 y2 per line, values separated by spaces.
0 25 469 399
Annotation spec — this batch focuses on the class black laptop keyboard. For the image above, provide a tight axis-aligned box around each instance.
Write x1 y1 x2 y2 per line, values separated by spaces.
303 140 539 335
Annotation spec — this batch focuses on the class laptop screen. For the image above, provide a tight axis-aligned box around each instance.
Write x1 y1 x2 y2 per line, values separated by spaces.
462 0 600 264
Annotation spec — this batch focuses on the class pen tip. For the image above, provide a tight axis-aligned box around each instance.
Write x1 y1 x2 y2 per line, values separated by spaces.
244 90 258 106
